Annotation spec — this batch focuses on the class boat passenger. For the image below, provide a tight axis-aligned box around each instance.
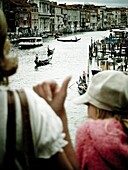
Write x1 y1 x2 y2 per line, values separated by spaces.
34 54 39 64
47 45 54 56
78 76 82 84
82 71 86 83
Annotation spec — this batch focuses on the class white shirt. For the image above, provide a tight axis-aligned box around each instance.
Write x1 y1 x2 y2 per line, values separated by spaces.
0 87 68 165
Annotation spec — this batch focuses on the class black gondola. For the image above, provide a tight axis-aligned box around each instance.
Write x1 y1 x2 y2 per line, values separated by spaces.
57 37 81 42
34 46 55 69
77 71 88 95
77 82 88 95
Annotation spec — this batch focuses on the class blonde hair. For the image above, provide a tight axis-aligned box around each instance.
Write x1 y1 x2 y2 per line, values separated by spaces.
96 108 128 135
0 10 18 85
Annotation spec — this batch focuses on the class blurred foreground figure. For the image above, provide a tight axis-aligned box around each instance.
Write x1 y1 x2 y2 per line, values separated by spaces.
0 9 79 170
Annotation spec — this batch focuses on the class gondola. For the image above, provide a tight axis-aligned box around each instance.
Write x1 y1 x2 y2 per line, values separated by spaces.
77 71 88 95
34 47 55 69
91 67 102 76
77 82 88 95
34 56 53 69
57 37 81 42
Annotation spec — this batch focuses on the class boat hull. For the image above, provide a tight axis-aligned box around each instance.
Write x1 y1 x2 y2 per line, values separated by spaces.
19 44 43 49
34 57 52 69
91 69 101 76
57 38 81 42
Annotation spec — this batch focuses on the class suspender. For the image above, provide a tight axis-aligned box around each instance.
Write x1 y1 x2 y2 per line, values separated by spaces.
4 90 16 170
3 90 35 170
17 90 35 170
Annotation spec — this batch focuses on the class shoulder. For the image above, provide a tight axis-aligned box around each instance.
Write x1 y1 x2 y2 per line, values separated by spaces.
22 88 67 158
76 118 125 150
76 119 122 136
23 87 55 115
22 87 63 129
75 119 118 144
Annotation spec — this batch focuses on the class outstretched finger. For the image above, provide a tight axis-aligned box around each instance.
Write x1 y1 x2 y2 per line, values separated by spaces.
60 76 72 94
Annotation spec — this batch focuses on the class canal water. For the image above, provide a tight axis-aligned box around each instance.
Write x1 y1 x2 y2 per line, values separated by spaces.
9 30 110 145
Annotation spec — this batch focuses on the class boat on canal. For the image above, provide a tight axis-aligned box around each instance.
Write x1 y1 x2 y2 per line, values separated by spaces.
18 37 43 49
34 56 53 69
91 67 102 76
77 81 88 95
34 46 55 69
77 71 88 95
57 37 81 42
110 28 128 38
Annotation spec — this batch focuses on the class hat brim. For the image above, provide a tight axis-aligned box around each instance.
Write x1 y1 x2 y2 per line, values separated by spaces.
73 91 114 111
73 92 90 105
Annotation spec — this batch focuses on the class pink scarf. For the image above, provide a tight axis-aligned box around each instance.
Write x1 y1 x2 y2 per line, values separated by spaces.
75 119 128 170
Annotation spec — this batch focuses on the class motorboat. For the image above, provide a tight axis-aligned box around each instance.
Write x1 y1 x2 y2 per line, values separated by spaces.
18 37 43 49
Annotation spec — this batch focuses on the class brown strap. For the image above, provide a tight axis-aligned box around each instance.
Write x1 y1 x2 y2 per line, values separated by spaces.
17 90 35 170
4 90 16 169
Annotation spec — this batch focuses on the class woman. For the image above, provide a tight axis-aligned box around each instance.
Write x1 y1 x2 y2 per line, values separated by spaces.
0 9 79 170
73 70 128 170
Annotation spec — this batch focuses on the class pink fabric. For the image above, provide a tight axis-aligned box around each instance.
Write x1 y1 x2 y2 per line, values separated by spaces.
75 119 128 170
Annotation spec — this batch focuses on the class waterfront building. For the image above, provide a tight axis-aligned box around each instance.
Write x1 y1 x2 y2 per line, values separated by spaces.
30 0 51 34
63 4 80 33
80 8 91 32
89 9 98 31
16 6 31 35
2 0 128 35
30 4 39 35
120 8 128 27
97 6 107 30
50 2 64 34
105 8 121 29
112 9 121 28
